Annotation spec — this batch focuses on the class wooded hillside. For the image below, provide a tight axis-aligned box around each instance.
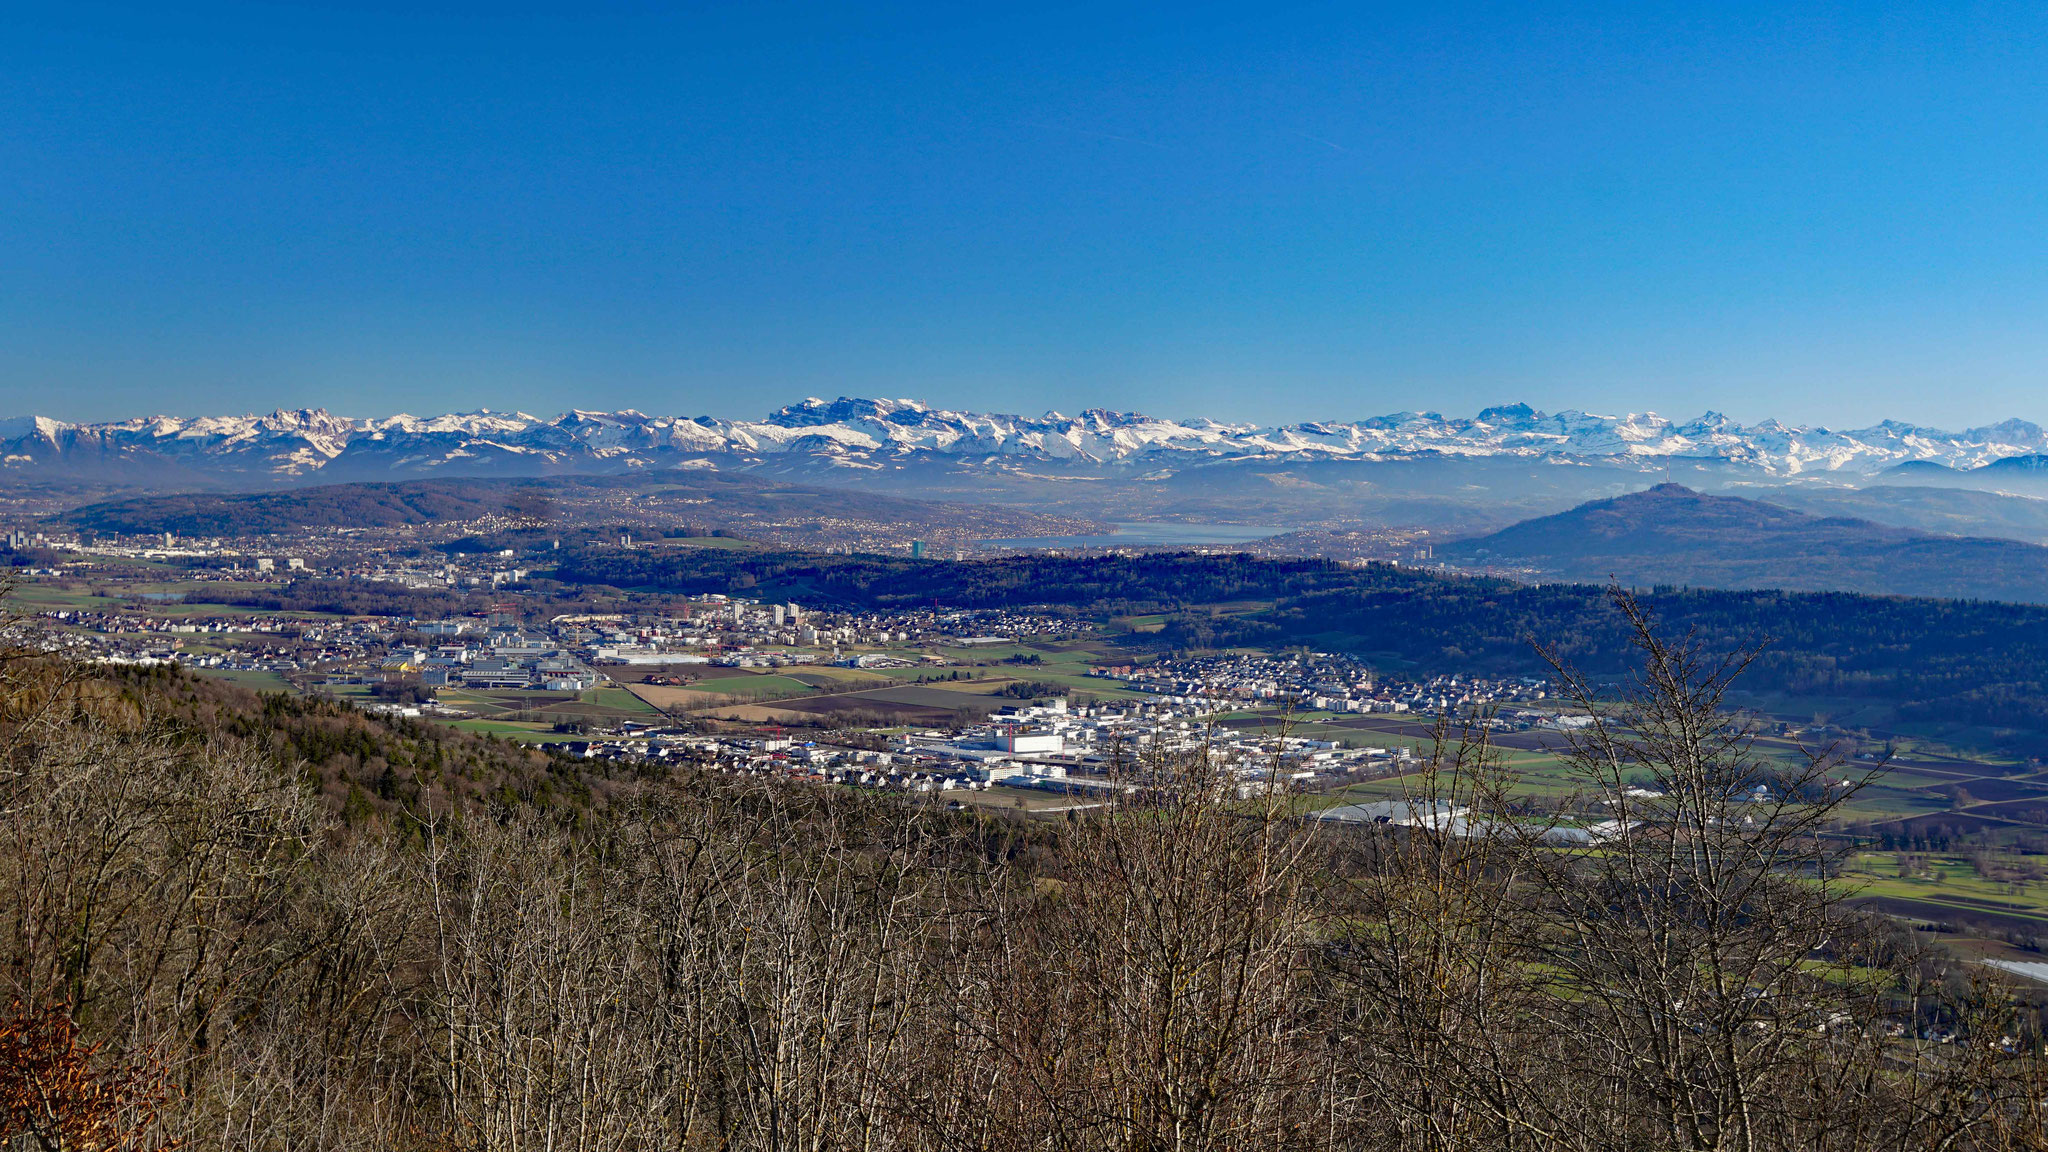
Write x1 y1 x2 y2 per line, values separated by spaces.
3 610 2045 1151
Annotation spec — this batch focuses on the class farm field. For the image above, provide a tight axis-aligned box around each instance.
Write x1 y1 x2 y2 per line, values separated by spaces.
700 676 1035 726
189 667 298 694
15 577 347 620
689 674 816 698
10 583 125 611
627 675 818 708
914 677 1014 695
1251 709 2037 827
601 636 1146 721
935 644 1039 662
783 668 893 688
582 686 661 714
624 684 709 711
445 719 584 743
1838 852 2048 935
1004 669 1150 700
435 685 664 729
954 785 1112 816
685 665 775 681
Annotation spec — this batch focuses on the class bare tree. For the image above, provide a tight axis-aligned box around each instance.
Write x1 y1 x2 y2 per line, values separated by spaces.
939 737 1328 1152
1520 591 2043 1152
1319 714 1570 1151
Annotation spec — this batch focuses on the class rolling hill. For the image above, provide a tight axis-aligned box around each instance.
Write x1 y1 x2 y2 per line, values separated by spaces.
53 473 1097 540
1442 484 2048 603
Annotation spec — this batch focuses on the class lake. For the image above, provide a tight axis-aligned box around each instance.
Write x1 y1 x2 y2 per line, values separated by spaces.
979 522 1285 550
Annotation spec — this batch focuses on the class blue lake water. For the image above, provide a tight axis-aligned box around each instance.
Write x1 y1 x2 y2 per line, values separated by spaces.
979 522 1284 550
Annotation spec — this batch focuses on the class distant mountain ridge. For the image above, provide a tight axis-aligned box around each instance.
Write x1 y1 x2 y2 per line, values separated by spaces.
52 473 1095 541
1442 484 2048 604
4 398 2048 484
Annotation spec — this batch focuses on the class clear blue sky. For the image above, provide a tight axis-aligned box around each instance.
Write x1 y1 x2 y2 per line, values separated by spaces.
4 1 2048 427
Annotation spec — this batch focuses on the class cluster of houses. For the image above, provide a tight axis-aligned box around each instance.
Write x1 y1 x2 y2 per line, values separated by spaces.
1106 653 1554 718
550 693 1425 804
566 600 1086 664
54 607 396 677
385 597 1094 692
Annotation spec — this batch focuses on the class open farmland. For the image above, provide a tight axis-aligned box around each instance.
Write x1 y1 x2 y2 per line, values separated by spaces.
707 680 1026 725
432 685 661 732
1838 852 2048 941
625 674 817 708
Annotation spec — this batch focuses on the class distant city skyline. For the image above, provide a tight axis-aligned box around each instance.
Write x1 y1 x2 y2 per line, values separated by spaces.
6 2 2048 429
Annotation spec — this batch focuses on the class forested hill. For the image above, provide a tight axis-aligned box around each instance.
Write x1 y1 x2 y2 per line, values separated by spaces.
1213 582 2048 741
53 473 1092 538
95 663 602 819
558 545 2048 751
1441 483 2048 603
61 478 558 533
549 548 1412 614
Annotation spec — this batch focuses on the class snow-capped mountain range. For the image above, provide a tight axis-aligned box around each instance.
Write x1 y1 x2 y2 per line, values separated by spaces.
2 398 2042 483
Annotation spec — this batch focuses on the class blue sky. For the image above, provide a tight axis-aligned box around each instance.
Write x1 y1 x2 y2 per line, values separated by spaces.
4 1 2048 427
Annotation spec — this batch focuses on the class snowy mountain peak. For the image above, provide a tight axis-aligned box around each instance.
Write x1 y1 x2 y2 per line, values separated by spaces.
1475 402 1541 425
0 399 2040 481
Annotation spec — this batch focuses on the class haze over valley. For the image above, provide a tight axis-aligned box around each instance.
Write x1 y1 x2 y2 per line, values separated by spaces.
22 396 2048 576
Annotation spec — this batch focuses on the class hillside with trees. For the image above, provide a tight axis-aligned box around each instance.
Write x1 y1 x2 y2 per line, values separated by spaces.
54 472 1095 541
552 546 1389 613
58 478 560 533
3 606 2044 1150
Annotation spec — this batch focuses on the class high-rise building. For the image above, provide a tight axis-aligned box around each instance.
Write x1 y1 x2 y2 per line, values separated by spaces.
910 539 926 559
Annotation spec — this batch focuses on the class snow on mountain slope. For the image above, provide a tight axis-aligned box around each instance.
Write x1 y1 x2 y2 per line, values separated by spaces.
2 398 2043 481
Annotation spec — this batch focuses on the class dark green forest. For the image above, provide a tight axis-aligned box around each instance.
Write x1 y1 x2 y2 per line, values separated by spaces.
551 547 1387 613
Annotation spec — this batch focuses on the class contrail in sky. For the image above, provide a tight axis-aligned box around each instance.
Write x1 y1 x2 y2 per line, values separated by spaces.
1291 130 1348 152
